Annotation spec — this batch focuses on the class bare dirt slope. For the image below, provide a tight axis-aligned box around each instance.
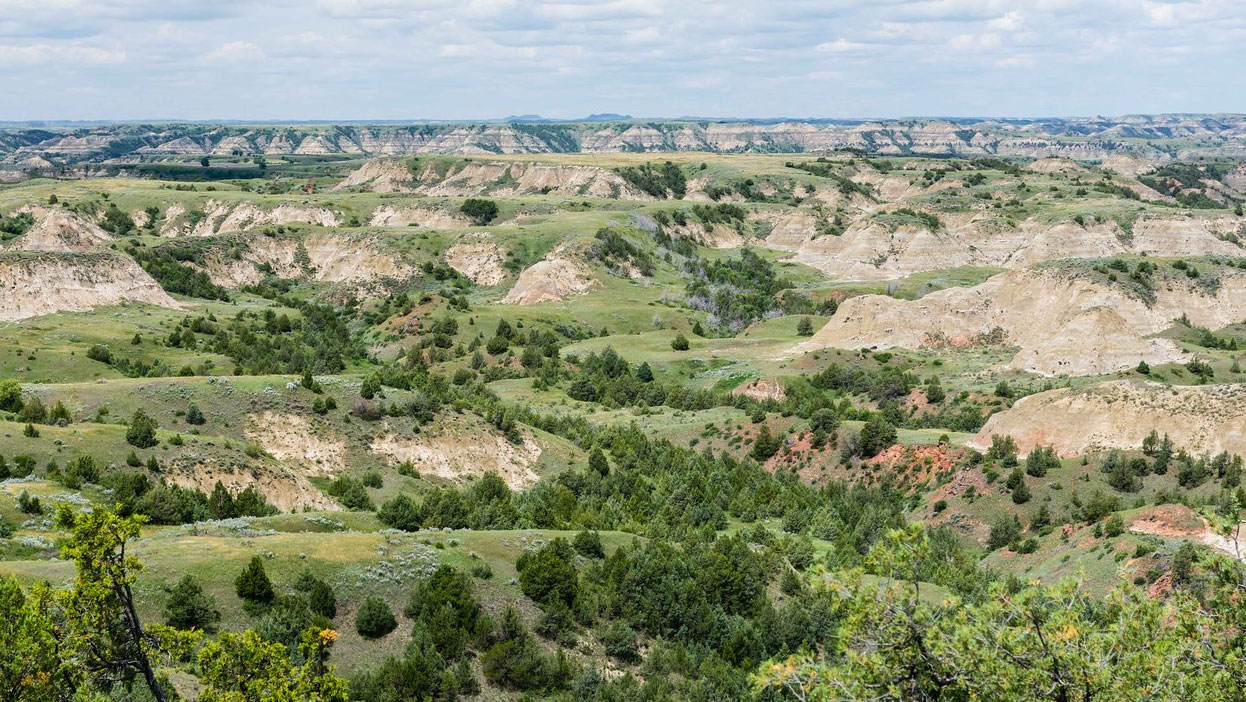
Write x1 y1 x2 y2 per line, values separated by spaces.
786 268 1246 376
369 414 543 490
199 234 414 289
762 213 1243 281
337 159 653 199
160 200 340 237
444 239 508 286
5 206 113 252
967 380 1246 458
502 251 596 304
370 204 473 229
0 252 182 321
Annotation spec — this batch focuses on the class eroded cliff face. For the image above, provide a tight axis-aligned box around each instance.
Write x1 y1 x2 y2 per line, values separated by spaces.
967 381 1246 458
0 251 183 321
3 206 113 252
336 159 651 199
786 268 1246 376
195 233 414 289
8 115 1245 166
502 251 597 304
761 211 1244 281
160 200 340 237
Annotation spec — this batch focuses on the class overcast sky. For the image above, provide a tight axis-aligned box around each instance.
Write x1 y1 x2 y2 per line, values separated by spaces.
0 0 1242 121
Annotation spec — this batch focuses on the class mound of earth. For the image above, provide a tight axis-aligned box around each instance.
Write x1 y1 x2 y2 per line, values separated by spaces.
967 380 1246 458
370 414 543 490
332 159 416 192
666 222 746 248
1025 157 1088 174
1100 152 1160 176
0 251 182 321
161 200 340 237
369 204 473 229
763 211 1240 281
732 378 787 402
786 268 1246 375
502 253 596 304
167 459 339 513
201 234 414 289
444 240 508 285
244 412 346 475
4 206 113 252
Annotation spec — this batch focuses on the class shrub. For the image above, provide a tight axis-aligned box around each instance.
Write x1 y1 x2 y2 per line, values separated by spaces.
164 574 220 632
460 198 499 225
356 596 397 639
572 530 605 558
856 415 896 458
185 403 205 425
671 333 690 351
987 514 1022 550
126 409 159 448
235 556 275 604
377 493 423 531
602 621 640 663
1026 445 1059 477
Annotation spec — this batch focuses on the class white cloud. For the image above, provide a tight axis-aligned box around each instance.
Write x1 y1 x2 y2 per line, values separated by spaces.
0 43 125 65
0 0 1243 119
202 40 265 63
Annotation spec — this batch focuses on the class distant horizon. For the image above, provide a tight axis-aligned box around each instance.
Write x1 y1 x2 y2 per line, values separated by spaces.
4 112 1246 129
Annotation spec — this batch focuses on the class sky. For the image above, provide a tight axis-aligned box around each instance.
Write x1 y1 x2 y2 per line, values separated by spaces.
0 0 1242 121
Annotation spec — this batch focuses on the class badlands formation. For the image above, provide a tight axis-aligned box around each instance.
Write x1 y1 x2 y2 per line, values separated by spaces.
968 380 1246 458
788 267 1246 376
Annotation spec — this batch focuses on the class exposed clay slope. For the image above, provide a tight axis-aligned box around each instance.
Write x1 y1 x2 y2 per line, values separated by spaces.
763 212 1243 281
967 381 1246 458
244 412 346 476
161 200 340 237
199 234 415 289
444 239 508 285
418 161 652 199
167 459 339 513
0 252 182 321
370 414 543 490
337 159 652 199
370 204 473 228
788 268 1246 375
501 253 596 304
4 206 113 252
333 159 414 192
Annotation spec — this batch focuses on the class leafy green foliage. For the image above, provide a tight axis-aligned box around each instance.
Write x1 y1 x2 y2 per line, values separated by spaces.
616 161 686 198
355 597 397 639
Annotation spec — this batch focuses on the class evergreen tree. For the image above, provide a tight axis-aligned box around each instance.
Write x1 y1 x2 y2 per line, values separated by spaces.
235 556 275 604
125 409 158 449
164 574 220 632
588 446 609 476
185 403 205 425
355 597 397 639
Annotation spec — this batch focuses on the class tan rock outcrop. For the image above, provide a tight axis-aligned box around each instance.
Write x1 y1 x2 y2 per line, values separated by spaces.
0 252 182 321
786 268 1246 376
967 381 1246 458
502 254 596 304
